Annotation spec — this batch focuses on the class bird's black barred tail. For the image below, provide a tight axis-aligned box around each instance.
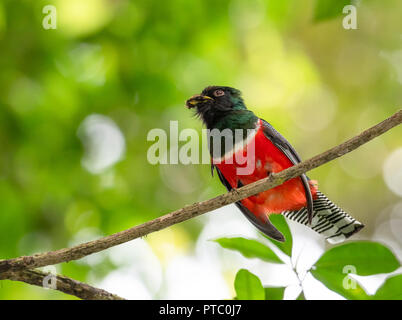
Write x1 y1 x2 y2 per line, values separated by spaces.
282 191 364 244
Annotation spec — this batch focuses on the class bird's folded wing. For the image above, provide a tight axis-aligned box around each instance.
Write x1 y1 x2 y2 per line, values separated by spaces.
214 166 285 242
260 119 313 224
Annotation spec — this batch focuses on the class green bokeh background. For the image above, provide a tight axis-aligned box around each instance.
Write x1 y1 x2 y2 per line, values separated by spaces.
0 0 401 299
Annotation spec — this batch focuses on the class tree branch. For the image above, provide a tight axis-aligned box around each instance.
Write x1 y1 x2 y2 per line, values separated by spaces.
0 269 124 300
0 109 401 276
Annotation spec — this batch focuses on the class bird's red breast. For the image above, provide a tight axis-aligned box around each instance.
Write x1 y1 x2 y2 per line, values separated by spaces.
213 120 318 221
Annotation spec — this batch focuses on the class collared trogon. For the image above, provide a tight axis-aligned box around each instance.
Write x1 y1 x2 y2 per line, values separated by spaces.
186 86 364 243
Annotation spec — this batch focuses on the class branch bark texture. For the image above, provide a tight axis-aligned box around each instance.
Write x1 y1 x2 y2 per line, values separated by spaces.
0 269 124 300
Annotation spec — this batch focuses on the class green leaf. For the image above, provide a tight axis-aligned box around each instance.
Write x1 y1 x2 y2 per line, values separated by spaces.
234 269 265 300
264 286 285 300
311 241 400 300
296 290 306 300
314 0 351 22
214 237 283 263
266 214 293 256
311 268 369 299
373 274 402 300
314 242 400 275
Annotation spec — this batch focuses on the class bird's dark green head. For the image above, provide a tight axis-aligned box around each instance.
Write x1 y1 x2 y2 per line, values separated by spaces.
186 86 250 129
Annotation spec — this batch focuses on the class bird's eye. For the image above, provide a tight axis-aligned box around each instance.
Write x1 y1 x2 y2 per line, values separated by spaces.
213 89 225 97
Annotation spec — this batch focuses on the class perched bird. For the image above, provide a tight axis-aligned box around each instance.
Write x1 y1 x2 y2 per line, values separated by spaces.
186 86 364 244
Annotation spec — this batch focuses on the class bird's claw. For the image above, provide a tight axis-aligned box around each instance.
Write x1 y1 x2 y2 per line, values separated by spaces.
231 187 240 197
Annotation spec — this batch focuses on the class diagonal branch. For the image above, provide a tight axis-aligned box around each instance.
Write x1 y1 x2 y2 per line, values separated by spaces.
0 269 125 300
0 109 401 274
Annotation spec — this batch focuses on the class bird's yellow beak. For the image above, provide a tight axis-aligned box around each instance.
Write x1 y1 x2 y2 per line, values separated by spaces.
186 95 213 108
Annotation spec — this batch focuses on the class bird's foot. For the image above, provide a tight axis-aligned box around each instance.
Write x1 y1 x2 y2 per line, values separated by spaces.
231 187 240 197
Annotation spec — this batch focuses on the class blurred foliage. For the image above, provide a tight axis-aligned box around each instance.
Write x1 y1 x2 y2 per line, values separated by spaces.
314 0 352 21
220 218 402 300
0 0 401 299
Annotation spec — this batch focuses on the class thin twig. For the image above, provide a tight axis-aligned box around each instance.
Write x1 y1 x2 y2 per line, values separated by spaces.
0 269 125 300
0 109 400 275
